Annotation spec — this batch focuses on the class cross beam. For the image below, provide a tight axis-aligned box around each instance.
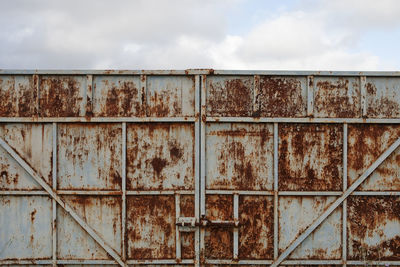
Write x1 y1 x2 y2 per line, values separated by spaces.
0 137 126 267
271 136 400 267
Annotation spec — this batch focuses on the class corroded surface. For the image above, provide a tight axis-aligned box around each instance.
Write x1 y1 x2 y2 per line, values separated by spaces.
279 124 343 191
348 196 400 260
126 195 175 259
206 123 273 190
127 123 194 190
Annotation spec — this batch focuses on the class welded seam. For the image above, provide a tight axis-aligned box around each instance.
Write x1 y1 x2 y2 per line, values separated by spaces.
270 135 400 267
0 137 126 267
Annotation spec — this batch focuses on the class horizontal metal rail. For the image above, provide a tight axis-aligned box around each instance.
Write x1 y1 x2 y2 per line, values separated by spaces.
1 69 400 76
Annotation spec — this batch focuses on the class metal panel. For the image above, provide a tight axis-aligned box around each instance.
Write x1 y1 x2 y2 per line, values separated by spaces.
57 123 122 190
278 123 343 191
1 70 400 266
126 123 194 190
206 123 273 190
0 75 38 117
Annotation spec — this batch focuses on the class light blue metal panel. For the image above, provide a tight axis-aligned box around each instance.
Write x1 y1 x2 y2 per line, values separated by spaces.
0 196 52 260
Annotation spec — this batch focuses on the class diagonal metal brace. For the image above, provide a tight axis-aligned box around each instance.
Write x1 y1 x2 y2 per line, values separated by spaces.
271 136 400 267
0 137 126 267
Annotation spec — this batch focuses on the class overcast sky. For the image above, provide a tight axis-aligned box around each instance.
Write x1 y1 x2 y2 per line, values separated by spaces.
1 0 400 70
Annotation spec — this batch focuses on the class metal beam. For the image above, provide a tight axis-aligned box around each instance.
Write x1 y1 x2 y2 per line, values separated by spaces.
0 137 126 267
270 135 400 267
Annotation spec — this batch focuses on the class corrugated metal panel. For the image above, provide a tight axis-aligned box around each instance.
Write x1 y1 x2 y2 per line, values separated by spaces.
0 70 400 266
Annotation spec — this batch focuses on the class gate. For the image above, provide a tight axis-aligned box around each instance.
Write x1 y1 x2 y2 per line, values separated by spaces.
0 70 399 266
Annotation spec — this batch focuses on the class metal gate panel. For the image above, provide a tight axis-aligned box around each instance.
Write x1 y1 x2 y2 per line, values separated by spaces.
1 70 400 266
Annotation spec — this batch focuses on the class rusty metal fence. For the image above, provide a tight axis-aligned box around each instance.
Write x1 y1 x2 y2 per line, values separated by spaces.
0 70 400 266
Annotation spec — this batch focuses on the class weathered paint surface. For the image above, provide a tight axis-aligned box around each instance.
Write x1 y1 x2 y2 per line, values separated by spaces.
126 195 175 259
0 196 52 259
348 124 400 190
1 71 400 266
0 123 52 190
58 196 122 259
314 77 361 118
0 76 37 117
279 197 342 259
257 76 307 117
206 123 273 190
57 123 122 190
205 195 233 259
127 123 194 190
348 196 400 260
239 195 274 259
279 124 343 191
207 75 254 117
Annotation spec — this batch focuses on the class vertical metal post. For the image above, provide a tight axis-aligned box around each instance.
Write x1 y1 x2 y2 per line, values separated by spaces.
233 193 239 259
175 194 181 260
273 122 279 259
52 122 57 267
307 76 314 117
194 74 201 266
121 122 127 261
200 74 207 265
342 123 348 266
360 76 367 117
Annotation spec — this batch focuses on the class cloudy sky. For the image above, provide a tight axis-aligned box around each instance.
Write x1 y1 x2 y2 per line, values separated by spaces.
1 0 400 70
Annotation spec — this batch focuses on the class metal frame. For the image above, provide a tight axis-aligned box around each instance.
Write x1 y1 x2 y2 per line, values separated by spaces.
1 71 400 266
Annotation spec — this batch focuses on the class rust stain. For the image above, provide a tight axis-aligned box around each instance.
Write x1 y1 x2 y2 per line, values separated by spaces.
207 76 253 117
366 81 400 118
39 76 85 117
257 76 306 117
314 77 361 118
348 196 400 260
180 195 195 259
127 195 175 259
207 123 273 191
94 78 144 117
127 123 194 190
348 124 400 190
239 196 274 259
205 195 233 259
279 124 343 191
30 208 37 222
0 76 37 117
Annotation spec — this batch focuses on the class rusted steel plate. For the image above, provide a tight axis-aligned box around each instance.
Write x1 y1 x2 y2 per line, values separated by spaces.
0 123 52 190
57 196 121 260
206 123 273 190
314 77 361 118
57 123 122 190
126 195 176 259
147 76 195 117
0 75 38 117
127 123 194 190
348 124 400 191
206 76 254 117
0 196 52 260
257 76 307 117
348 196 400 260
366 77 400 118
39 75 87 117
279 123 343 191
239 195 273 259
92 75 144 117
205 194 233 259
180 195 195 259
279 196 342 259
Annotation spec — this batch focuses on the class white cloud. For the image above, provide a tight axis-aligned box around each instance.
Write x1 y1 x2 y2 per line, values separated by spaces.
0 0 398 70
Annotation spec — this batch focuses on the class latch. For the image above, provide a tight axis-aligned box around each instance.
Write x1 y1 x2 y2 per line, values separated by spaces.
176 216 240 231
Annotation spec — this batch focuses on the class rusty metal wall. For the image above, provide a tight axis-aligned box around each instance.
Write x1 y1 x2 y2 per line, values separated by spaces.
0 70 400 266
